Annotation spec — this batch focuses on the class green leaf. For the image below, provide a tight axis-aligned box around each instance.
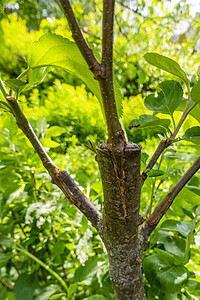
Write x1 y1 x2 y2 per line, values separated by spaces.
35 285 60 300
130 114 171 135
0 100 11 112
45 126 66 137
191 79 200 103
143 253 189 293
5 79 27 94
49 293 66 300
52 241 65 255
144 52 189 85
183 126 200 147
83 296 107 300
43 138 60 148
0 236 14 247
141 151 149 165
23 67 48 92
14 273 37 300
0 252 13 267
74 256 99 284
177 98 200 124
68 284 77 297
177 222 192 238
144 80 183 116
28 34 123 117
182 207 195 219
164 236 187 262
148 169 164 177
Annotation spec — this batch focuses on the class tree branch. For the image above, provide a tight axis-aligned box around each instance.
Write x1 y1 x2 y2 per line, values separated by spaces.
141 138 172 181
99 0 124 148
58 0 101 76
142 156 200 240
6 97 102 230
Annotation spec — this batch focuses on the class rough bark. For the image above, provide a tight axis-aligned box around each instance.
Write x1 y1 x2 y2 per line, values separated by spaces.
96 142 146 300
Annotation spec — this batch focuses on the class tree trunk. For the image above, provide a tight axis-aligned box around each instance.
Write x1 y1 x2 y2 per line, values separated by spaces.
96 142 146 300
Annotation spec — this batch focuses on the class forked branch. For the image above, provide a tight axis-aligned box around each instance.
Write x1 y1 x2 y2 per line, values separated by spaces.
6 97 102 230
142 155 200 239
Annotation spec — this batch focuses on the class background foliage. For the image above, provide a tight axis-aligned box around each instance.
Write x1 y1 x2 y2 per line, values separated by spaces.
0 1 200 299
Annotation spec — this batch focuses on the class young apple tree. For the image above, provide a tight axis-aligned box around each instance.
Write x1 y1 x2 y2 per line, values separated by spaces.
0 0 200 299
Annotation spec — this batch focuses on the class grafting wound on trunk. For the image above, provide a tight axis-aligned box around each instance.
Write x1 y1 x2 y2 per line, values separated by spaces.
96 142 146 300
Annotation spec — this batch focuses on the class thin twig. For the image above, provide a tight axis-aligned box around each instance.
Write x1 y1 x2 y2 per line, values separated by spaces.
141 138 172 181
142 156 200 239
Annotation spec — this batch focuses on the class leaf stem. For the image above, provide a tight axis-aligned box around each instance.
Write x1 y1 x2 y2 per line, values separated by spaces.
16 68 30 80
16 245 68 292
171 87 191 139
171 114 176 131
0 77 9 98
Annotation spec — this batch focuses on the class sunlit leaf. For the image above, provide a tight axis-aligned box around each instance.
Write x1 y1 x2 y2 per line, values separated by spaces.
43 138 60 148
144 80 183 116
45 126 66 137
28 34 123 117
23 67 48 92
144 52 189 85
183 126 200 147
191 79 200 103
5 79 26 94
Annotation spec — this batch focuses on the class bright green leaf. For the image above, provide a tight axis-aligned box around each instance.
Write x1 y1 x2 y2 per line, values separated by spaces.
148 169 164 177
28 34 123 117
144 52 189 85
45 126 66 137
5 79 27 94
144 80 183 116
177 98 200 124
183 126 200 147
191 79 200 103
43 138 60 148
143 253 188 293
23 67 48 92
182 207 195 219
